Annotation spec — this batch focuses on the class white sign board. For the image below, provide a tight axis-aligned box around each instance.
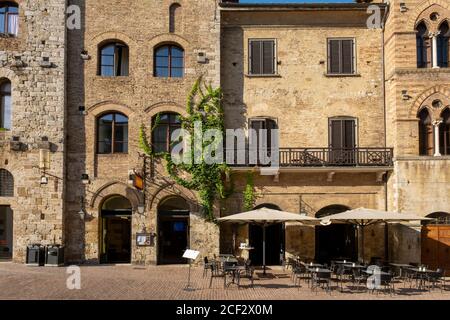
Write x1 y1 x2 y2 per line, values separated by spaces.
183 249 200 260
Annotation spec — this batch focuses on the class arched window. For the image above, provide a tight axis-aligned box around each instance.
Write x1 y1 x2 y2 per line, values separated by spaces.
418 108 434 156
437 21 450 68
152 112 181 153
154 45 184 78
416 22 431 68
99 42 129 76
0 2 18 36
97 112 128 154
0 169 14 197
315 205 350 218
422 212 450 225
169 3 182 33
439 108 450 155
0 80 11 130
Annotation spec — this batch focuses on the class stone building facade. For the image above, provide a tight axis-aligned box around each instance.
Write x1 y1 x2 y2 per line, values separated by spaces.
0 0 66 262
0 0 449 267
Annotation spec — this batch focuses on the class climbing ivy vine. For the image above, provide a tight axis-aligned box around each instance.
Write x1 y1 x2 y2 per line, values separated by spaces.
243 171 257 211
139 77 232 221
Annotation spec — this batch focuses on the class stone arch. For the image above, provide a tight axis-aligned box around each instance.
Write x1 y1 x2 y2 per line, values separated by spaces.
315 204 350 218
148 182 199 214
89 31 137 48
169 3 182 33
409 85 450 119
89 181 143 211
87 101 134 117
144 101 187 117
148 33 190 50
253 201 283 211
409 1 450 32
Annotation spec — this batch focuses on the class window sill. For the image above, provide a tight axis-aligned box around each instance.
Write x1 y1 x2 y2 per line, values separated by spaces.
245 74 281 78
96 153 129 157
0 33 17 39
324 73 361 77
96 76 131 80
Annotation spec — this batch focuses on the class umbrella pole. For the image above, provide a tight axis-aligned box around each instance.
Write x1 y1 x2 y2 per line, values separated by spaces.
361 225 365 264
263 224 266 275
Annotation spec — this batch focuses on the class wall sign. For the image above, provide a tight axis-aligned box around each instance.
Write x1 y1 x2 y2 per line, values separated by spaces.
136 233 155 247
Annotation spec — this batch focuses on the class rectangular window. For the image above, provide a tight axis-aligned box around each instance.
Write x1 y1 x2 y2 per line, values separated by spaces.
249 39 276 75
327 39 356 75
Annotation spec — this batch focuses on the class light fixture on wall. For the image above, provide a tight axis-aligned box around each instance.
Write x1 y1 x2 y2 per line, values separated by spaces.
399 3 408 13
81 173 90 184
40 175 48 185
78 196 87 220
402 90 411 101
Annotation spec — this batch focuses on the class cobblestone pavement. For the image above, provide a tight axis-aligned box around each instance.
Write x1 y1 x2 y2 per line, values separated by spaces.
0 262 449 300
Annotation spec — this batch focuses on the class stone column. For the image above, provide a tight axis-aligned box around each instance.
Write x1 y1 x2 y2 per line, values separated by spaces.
430 31 441 68
433 120 443 157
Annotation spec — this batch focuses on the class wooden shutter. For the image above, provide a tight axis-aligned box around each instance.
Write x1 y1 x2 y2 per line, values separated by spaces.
249 41 262 75
447 37 450 67
330 120 343 149
341 40 354 74
329 40 341 74
262 41 275 75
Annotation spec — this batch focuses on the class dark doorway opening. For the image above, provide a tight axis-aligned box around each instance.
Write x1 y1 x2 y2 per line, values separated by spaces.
0 206 13 260
329 117 357 165
100 196 132 264
158 197 190 265
315 205 357 263
249 204 284 266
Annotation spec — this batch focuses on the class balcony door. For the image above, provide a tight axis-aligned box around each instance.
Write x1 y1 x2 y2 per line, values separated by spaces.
329 118 356 165
249 118 277 165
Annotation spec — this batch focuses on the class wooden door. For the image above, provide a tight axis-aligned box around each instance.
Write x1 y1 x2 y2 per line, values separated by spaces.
422 225 450 275
329 118 356 165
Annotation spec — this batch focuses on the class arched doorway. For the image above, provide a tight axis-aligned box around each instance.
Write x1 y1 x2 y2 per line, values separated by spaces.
315 205 356 263
249 204 284 266
100 195 132 264
158 196 190 265
422 212 450 273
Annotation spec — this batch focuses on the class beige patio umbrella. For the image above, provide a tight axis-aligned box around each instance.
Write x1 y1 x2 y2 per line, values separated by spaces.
321 208 430 263
218 207 317 274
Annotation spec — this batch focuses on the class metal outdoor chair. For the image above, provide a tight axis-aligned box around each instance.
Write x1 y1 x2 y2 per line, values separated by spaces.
427 268 446 293
370 273 395 296
351 268 368 291
311 271 332 294
237 265 255 288
209 261 226 289
203 256 213 278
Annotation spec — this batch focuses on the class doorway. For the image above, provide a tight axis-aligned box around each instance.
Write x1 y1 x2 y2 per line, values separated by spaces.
315 205 357 263
421 212 450 275
158 197 190 265
0 206 13 260
249 204 284 266
100 195 132 264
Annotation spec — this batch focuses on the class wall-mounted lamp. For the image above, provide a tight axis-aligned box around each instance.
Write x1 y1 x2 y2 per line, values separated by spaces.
78 106 86 115
39 148 50 170
401 90 411 101
81 50 91 60
78 196 87 220
399 3 408 13
81 173 90 184
40 175 48 185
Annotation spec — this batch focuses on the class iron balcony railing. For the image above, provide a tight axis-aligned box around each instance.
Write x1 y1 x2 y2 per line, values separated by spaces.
226 147 394 167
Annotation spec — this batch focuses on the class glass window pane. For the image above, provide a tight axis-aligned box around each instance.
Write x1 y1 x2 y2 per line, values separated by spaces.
171 47 184 58
155 67 169 77
1 95 11 130
159 114 169 123
171 57 183 68
98 141 112 154
102 45 115 55
155 56 169 67
0 14 5 33
9 7 18 14
114 142 128 153
153 125 168 143
101 55 114 66
115 114 128 124
156 46 169 57
101 66 114 77
171 68 183 78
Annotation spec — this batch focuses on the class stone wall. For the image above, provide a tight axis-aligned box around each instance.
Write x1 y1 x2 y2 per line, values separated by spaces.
0 0 66 262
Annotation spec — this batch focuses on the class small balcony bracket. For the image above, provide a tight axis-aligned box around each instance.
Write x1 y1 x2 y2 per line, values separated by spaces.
273 173 280 183
376 171 386 183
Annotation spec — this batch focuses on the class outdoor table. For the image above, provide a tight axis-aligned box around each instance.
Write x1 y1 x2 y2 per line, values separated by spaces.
302 262 323 268
308 268 332 291
223 265 247 287
405 267 436 290
363 269 390 276
333 260 355 265
343 264 365 269
389 263 413 278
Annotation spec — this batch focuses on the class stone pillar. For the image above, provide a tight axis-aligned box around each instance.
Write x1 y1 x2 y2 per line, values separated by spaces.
433 120 442 157
431 31 440 68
